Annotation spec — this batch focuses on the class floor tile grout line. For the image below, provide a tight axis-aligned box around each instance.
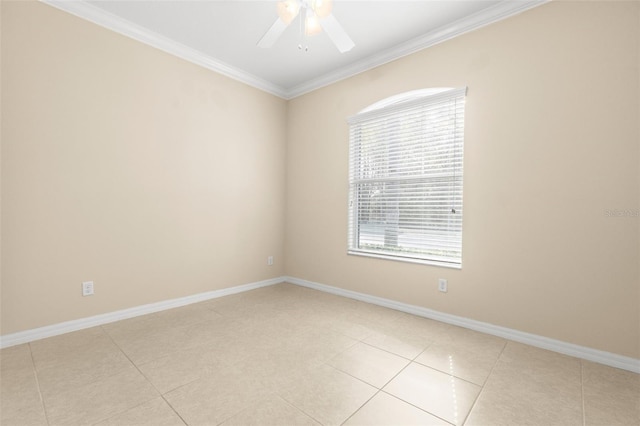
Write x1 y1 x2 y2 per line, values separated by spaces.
100 324 145 374
110 312 257 424
459 339 508 425
377 389 455 425
378 356 476 426
377 357 414 392
27 328 158 414
100 315 221 373
163 374 211 396
359 337 433 362
276 391 326 426
324 357 410 391
329 357 435 424
409 359 488 389
212 397 256 426
160 394 190 426
274 394 323 426
101 317 273 424
277 360 385 425
412 339 437 360
405 340 494 390
27 342 52 426
478 339 508 388
339 388 384 426
98 324 180 424
293 313 488 425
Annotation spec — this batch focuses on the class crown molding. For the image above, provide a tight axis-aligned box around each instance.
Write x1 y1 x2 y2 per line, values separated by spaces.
40 0 547 100
39 0 289 99
285 0 548 98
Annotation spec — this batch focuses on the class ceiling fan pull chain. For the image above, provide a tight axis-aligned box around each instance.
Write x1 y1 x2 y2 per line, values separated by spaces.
298 3 309 52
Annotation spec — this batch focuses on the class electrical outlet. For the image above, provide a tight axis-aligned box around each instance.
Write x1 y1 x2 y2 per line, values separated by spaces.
82 281 94 296
438 278 448 293
267 256 274 266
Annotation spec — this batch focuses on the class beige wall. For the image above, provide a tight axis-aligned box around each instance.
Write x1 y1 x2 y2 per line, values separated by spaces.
285 1 640 358
2 1 639 360
1 1 286 334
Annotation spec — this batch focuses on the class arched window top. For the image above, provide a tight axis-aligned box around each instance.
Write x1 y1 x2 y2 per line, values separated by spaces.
358 88 455 114
349 87 467 125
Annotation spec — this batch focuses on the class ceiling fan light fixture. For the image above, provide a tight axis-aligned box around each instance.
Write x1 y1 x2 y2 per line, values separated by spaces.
311 0 333 18
305 9 322 36
259 0 353 53
277 0 300 25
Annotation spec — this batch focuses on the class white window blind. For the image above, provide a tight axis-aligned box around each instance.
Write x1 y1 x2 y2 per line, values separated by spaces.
348 87 466 267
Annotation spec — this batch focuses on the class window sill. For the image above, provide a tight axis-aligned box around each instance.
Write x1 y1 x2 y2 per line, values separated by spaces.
348 250 462 269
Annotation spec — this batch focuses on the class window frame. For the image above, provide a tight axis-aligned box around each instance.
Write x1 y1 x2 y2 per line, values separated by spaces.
347 87 467 269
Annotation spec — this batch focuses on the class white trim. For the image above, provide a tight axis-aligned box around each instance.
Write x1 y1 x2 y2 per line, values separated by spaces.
284 276 640 374
3 273 637 373
347 250 462 270
348 87 466 124
357 88 454 115
0 277 284 349
285 0 548 98
39 0 289 99
39 0 548 100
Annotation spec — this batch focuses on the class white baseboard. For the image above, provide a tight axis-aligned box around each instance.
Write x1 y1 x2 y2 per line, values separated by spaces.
284 276 640 374
3 274 638 374
0 277 284 349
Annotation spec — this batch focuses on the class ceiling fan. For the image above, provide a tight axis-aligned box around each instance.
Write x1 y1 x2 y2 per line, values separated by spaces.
257 0 355 53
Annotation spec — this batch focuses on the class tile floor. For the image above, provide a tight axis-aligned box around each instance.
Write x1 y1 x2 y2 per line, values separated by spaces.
1 283 638 426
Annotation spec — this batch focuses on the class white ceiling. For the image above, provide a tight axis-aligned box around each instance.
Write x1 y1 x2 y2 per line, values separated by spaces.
43 0 545 99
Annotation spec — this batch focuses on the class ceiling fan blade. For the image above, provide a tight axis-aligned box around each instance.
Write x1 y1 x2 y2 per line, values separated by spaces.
320 14 354 53
257 18 289 48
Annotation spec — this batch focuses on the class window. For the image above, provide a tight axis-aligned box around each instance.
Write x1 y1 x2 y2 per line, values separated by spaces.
347 87 466 268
